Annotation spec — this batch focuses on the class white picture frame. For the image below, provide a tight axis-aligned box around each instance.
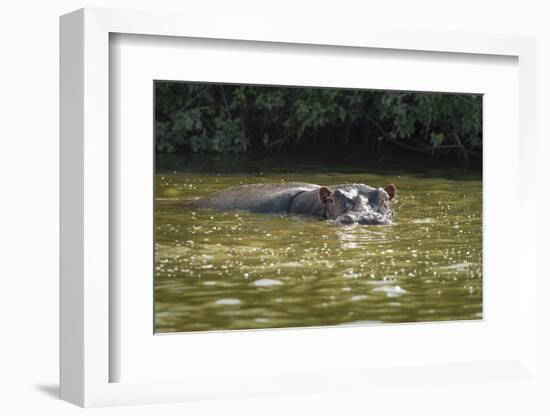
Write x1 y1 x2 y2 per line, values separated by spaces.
60 7 539 408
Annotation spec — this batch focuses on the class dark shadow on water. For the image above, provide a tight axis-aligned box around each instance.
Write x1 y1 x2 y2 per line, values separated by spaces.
156 151 482 181
35 383 59 399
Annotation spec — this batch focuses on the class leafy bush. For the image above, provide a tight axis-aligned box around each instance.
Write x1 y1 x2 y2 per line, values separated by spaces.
155 82 482 162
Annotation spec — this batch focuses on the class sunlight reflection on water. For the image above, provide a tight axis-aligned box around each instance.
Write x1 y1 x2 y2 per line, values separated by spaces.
155 155 482 333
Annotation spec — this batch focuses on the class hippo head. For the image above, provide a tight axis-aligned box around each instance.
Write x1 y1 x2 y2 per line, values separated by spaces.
319 184 396 225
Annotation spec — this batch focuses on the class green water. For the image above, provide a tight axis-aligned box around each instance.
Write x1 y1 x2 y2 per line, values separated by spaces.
155 154 482 333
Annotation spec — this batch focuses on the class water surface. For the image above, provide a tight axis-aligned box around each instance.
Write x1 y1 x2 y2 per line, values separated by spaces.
155 154 482 333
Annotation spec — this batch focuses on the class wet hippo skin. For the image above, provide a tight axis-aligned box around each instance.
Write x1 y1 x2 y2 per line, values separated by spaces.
192 182 397 225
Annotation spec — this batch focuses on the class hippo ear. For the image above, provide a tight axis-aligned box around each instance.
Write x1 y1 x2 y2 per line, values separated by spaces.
384 184 396 200
319 187 332 204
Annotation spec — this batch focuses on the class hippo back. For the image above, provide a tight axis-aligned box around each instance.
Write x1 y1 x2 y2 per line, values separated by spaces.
192 182 319 213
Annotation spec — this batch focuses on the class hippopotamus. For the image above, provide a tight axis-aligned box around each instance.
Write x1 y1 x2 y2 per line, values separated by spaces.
192 182 397 225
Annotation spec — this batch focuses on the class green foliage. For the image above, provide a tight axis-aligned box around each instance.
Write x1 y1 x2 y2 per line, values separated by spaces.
155 82 482 162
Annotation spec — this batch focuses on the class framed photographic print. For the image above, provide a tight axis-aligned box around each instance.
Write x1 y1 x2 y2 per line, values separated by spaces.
60 7 539 408
152 80 483 334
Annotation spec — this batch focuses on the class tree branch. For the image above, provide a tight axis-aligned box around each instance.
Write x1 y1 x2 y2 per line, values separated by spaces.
453 132 470 163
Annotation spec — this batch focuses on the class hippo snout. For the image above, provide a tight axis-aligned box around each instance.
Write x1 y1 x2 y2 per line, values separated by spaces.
334 214 355 225
334 212 393 226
